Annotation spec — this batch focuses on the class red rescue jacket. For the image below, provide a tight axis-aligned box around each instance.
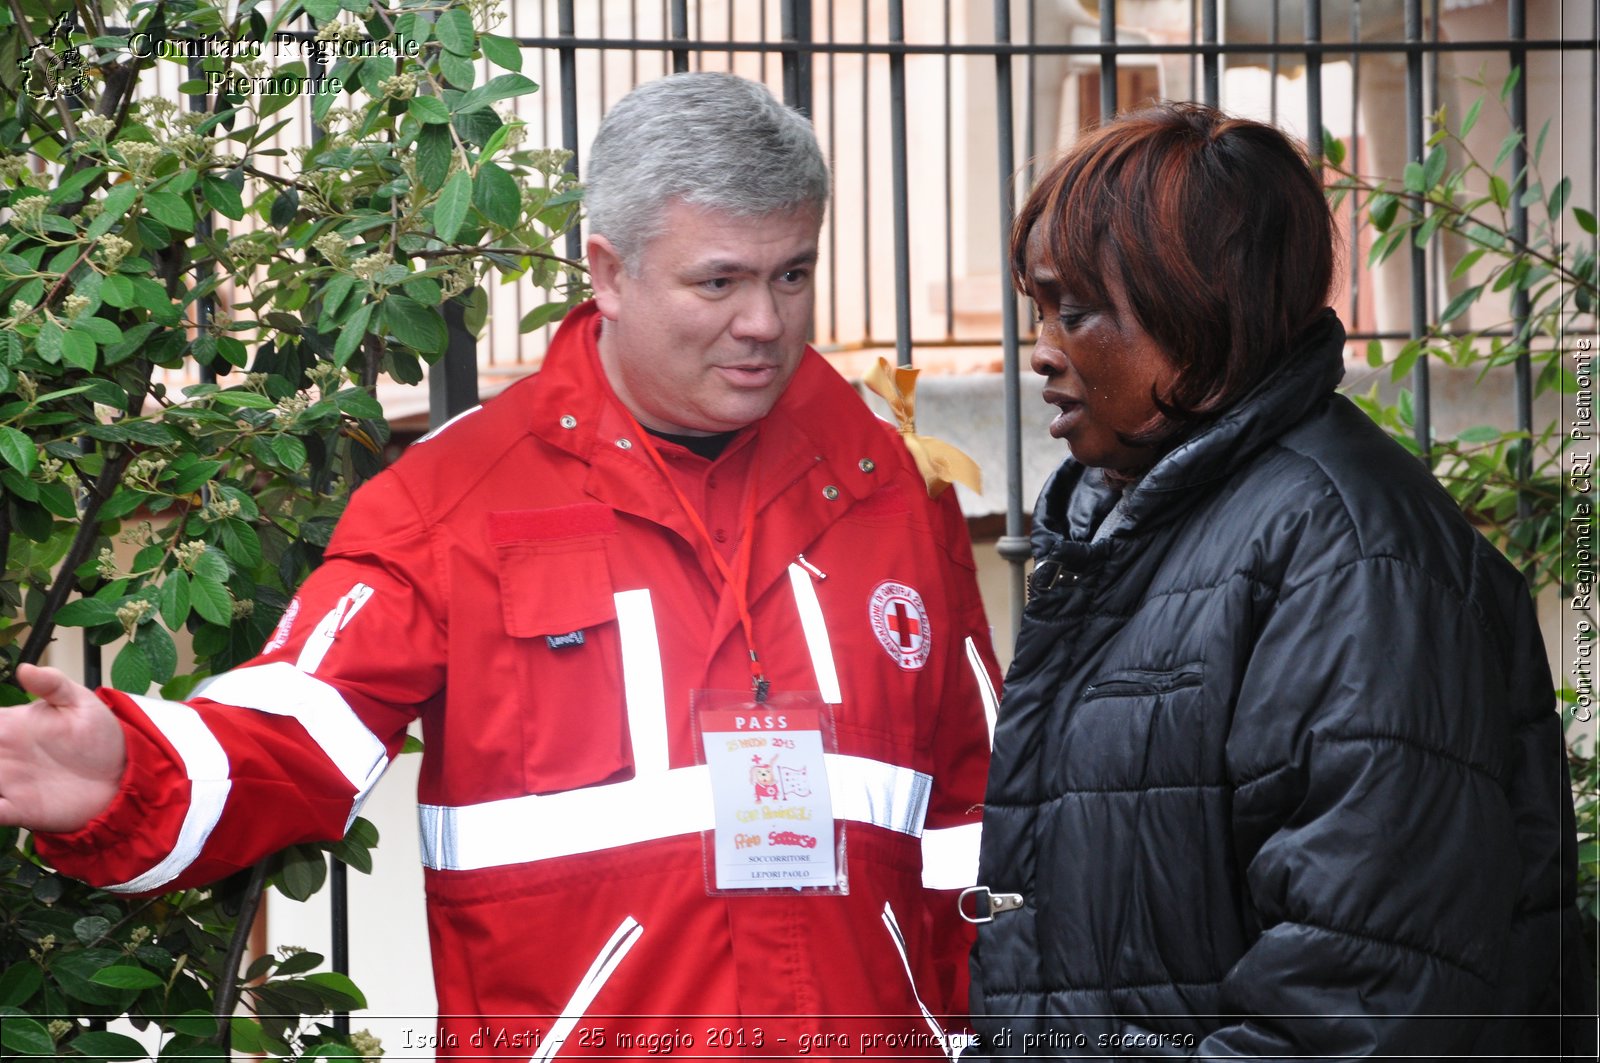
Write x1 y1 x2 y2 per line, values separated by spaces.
38 302 999 1057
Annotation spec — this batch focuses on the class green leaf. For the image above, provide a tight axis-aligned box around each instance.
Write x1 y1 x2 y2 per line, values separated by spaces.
1368 193 1398 232
0 962 44 1007
89 183 139 238
193 547 230 583
35 319 64 364
160 570 192 629
166 1012 219 1039
434 169 473 243
1450 248 1488 280
333 387 384 419
1402 161 1425 193
302 970 369 1010
457 73 538 113
0 426 36 474
439 50 476 90
382 295 449 355
1421 145 1446 189
1322 130 1344 168
518 299 571 333
202 174 246 220
1365 339 1384 368
0 1014 53 1055
112 640 154 694
481 33 524 72
276 845 328 901
436 8 477 55
1549 176 1571 218
71 316 123 345
88 963 165 990
102 273 136 307
473 162 521 229
270 187 301 228
144 190 195 231
73 914 114 945
417 125 454 192
190 576 234 625
1500 64 1522 102
1577 208 1598 235
140 622 179 684
61 328 97 371
1458 425 1503 445
273 434 309 471
304 0 341 18
333 302 373 368
64 1030 150 1060
55 597 121 627
409 95 452 125
1460 97 1482 138
273 949 327 977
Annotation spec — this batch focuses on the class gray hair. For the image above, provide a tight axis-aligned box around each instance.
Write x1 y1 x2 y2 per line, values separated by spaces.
585 72 830 269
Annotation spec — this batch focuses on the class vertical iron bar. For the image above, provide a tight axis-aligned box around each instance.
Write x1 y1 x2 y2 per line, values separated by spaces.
1201 0 1219 107
559 0 582 262
860 2 873 341
994 0 1028 636
1188 0 1198 102
669 0 689 73
1100 0 1117 122
431 303 481 425
781 0 814 117
826 1 838 342
759 0 770 85
1348 0 1363 328
1508 0 1533 536
1405 0 1432 458
330 859 349 1035
890 0 912 367
943 0 954 340
727 0 736 69
1269 0 1280 123
1305 0 1323 158
1024 0 1037 189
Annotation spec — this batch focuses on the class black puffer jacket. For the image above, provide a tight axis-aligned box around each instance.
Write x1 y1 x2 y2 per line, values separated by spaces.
971 312 1592 1058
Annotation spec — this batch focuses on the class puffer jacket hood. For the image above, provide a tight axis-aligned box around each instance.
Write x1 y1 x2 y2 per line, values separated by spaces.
974 312 1592 1059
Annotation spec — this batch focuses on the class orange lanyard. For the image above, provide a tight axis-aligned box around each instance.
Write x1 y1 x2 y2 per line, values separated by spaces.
623 414 770 702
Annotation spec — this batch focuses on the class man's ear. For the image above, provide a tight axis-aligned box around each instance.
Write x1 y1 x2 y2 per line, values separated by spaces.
588 234 627 320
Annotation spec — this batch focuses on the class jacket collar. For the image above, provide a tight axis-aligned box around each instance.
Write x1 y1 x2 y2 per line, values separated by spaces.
1036 309 1348 549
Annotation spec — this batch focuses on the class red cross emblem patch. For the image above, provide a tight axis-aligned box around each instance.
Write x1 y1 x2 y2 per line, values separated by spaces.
868 580 933 670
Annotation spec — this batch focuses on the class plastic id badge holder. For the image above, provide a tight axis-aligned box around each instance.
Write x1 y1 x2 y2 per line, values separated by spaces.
694 690 846 896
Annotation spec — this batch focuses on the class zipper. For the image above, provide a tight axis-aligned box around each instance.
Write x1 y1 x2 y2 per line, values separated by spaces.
1080 667 1203 702
532 916 644 1062
881 901 955 1062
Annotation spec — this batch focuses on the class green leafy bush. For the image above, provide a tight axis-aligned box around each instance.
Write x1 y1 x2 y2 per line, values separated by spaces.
0 1 581 1056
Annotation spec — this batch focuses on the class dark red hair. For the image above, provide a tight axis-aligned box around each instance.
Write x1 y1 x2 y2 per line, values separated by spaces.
1012 102 1335 438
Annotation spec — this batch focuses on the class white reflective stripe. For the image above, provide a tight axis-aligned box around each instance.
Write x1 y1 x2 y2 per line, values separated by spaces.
965 635 998 747
416 403 483 443
295 583 374 675
106 696 232 894
420 766 714 871
614 589 669 775
881 902 954 1062
828 754 930 836
418 755 932 871
197 662 390 818
920 821 983 890
532 916 643 1063
787 563 842 705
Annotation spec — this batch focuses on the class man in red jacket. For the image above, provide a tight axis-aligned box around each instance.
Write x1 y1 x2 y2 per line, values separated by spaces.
0 73 998 1058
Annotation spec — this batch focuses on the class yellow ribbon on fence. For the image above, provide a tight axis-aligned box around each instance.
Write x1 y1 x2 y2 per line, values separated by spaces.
863 357 982 499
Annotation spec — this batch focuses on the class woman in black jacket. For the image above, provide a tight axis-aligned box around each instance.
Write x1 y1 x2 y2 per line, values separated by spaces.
969 103 1591 1058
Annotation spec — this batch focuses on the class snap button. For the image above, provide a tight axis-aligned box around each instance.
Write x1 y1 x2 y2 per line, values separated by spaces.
559 415 577 429
858 458 875 473
615 438 632 450
822 485 840 500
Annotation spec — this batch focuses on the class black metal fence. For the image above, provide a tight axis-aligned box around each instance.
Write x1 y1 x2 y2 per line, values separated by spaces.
248 0 1600 1021
455 0 1597 630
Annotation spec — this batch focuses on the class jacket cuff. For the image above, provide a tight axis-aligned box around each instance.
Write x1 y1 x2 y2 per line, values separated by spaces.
32 689 188 885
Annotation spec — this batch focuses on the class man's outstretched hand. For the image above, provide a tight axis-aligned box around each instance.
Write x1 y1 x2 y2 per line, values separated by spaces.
0 664 125 832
